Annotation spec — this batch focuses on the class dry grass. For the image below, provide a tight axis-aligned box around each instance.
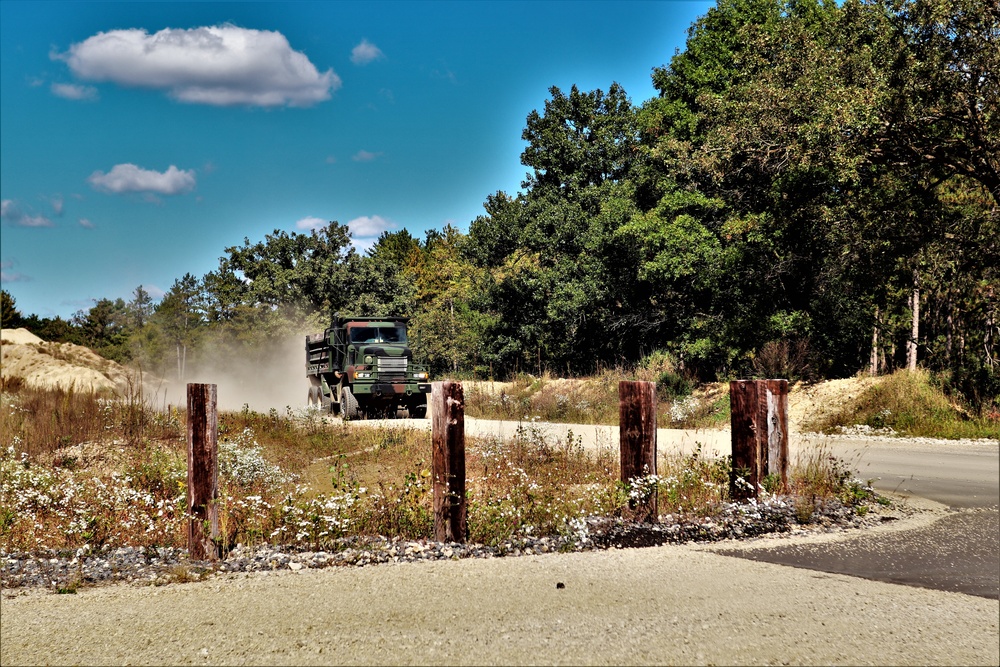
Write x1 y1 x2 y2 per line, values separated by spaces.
812 370 999 439
1 384 880 554
463 369 729 429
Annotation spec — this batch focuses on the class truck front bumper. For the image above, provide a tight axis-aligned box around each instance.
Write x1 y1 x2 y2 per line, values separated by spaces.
355 382 431 397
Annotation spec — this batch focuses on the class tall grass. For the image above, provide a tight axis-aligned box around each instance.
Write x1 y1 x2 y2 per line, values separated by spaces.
816 370 999 439
2 384 882 555
463 368 729 429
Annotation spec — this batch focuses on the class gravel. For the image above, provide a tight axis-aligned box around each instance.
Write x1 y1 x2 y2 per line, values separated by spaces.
1 495 907 592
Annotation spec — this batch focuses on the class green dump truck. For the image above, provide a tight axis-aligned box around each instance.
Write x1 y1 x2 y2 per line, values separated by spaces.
305 315 431 419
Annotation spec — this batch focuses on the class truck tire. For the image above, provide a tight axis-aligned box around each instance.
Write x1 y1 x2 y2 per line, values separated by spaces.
341 386 361 420
307 386 317 407
410 396 428 419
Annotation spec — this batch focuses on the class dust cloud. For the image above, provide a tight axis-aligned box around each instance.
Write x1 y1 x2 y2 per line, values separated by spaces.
159 334 313 414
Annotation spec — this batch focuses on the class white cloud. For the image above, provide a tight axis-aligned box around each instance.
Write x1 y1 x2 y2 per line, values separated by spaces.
50 82 98 101
351 39 385 65
295 216 327 231
52 195 64 216
325 155 337 164
0 260 29 283
348 214 395 237
1 199 54 227
79 218 95 229
58 25 340 107
352 150 382 162
88 163 196 195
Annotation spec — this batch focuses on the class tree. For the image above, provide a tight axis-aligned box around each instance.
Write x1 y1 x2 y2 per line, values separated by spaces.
0 290 22 328
871 0 1000 203
467 83 646 374
127 285 154 330
151 274 205 381
407 226 484 375
211 222 361 316
73 297 131 361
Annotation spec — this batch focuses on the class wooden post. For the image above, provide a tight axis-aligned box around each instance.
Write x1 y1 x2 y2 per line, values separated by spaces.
432 381 467 543
765 379 789 491
729 379 789 500
187 383 219 560
619 381 657 521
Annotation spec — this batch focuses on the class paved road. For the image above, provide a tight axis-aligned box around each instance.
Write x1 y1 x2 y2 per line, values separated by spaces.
374 416 999 506
713 435 999 599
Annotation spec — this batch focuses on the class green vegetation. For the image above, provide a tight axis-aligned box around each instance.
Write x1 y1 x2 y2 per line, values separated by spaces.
2 0 996 416
815 370 1000 440
1 385 882 554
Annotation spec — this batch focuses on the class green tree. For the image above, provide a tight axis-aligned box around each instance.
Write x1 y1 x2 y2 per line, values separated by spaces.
0 290 22 328
150 274 205 382
467 83 645 374
407 226 484 375
73 297 130 362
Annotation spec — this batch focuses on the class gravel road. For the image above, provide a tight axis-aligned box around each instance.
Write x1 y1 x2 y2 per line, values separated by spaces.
3 519 998 666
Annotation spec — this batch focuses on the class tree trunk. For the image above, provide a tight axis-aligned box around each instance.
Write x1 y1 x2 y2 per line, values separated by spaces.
907 272 919 371
945 294 954 366
870 307 880 376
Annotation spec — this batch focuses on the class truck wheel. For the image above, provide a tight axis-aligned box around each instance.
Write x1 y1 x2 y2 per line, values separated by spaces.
410 397 428 419
341 386 361 420
307 387 317 407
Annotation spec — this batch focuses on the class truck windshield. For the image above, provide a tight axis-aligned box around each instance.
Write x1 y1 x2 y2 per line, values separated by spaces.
349 326 408 344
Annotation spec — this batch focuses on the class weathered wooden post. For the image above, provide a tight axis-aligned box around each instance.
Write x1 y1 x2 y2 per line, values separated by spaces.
729 379 788 500
432 381 467 542
619 381 658 521
764 379 789 491
187 383 219 560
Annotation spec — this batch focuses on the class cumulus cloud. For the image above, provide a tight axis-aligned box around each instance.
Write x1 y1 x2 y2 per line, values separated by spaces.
88 164 196 195
50 82 98 101
348 214 395 238
351 39 385 65
1 199 54 227
58 25 340 107
79 218 95 229
352 150 382 162
295 216 327 231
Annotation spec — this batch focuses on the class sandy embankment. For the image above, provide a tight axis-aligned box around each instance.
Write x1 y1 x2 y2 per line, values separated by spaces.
0 328 134 393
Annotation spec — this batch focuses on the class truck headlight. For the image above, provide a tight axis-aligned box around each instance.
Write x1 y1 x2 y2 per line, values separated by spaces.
412 372 428 380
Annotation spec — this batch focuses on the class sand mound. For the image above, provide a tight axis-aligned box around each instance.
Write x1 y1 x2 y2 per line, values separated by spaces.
1 328 134 393
1 328 44 345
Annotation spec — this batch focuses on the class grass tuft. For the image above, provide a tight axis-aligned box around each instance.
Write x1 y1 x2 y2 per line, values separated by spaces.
815 370 999 439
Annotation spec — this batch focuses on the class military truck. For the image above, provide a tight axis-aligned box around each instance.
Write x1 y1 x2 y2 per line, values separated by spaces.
305 315 431 419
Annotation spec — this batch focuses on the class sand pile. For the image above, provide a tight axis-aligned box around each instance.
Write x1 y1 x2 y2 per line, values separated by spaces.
0 328 134 393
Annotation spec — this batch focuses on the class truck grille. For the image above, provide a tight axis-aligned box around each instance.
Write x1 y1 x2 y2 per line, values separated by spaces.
378 356 407 380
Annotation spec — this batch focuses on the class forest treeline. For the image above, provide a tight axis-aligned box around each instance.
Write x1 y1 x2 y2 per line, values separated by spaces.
2 0 997 409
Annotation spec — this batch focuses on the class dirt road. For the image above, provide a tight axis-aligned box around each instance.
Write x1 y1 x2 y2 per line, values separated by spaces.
3 521 998 666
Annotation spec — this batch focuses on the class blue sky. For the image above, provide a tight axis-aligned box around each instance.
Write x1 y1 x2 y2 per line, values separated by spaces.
1 0 714 320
